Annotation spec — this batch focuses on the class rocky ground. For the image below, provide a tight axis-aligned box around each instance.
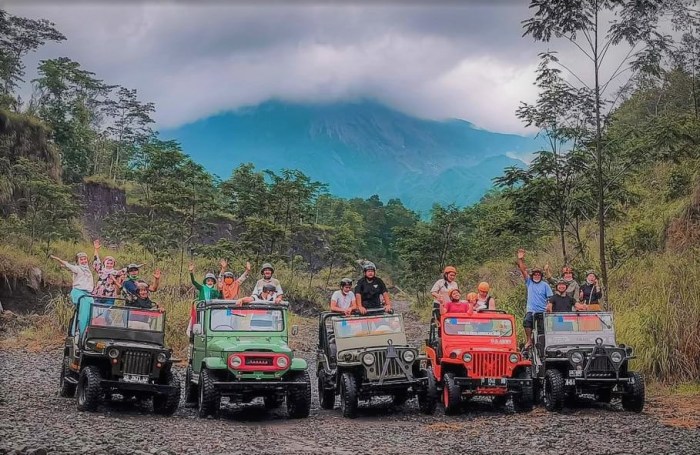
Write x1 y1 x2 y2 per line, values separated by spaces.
1 303 699 455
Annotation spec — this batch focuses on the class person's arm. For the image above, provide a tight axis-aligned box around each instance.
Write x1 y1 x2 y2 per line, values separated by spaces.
239 296 254 305
379 279 391 312
354 289 366 314
546 301 553 313
544 263 552 281
517 249 528 281
188 264 202 290
218 259 227 290
488 296 496 310
149 269 161 292
430 280 442 300
237 262 251 284
92 240 102 272
594 280 603 301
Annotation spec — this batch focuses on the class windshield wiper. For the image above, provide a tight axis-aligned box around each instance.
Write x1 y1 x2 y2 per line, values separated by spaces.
595 314 612 329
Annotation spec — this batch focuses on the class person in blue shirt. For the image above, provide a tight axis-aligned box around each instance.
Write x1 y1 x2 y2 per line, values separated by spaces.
517 248 553 349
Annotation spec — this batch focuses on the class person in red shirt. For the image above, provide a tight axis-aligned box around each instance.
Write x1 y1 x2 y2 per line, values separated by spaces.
443 289 474 314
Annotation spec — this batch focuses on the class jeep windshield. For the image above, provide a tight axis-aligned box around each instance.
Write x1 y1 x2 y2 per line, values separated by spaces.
544 313 616 347
444 317 513 336
333 315 403 338
89 302 164 332
210 308 284 332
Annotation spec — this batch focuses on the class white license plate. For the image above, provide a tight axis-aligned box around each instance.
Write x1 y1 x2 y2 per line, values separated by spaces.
123 374 149 383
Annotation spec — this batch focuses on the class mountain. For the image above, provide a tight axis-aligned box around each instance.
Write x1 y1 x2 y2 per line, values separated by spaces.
160 100 539 214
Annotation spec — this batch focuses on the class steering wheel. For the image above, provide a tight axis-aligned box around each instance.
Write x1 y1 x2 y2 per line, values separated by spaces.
213 324 235 330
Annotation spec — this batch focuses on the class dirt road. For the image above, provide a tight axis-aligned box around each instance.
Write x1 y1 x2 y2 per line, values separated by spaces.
1 302 698 454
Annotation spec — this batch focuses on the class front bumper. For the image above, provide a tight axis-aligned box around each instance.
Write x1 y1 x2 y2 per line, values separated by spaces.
359 376 427 396
100 379 175 395
213 380 308 395
454 377 531 393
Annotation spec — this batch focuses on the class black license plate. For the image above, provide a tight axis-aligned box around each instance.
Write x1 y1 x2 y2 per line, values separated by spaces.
480 378 506 386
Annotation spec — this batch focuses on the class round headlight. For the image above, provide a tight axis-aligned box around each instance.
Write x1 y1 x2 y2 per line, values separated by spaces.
462 353 472 362
402 350 416 363
343 352 353 362
509 353 519 363
230 355 242 368
107 348 119 359
570 352 584 364
276 356 289 368
156 353 167 363
610 351 623 363
362 353 375 365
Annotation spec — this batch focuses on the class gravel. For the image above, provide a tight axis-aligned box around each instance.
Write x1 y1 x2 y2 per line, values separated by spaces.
1 303 699 455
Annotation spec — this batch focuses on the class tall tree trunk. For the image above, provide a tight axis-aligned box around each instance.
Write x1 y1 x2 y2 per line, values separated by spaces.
559 220 568 265
593 5 609 290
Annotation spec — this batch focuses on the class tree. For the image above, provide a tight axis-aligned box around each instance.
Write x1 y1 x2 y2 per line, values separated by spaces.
220 163 268 221
523 0 673 288
0 11 65 108
33 58 113 183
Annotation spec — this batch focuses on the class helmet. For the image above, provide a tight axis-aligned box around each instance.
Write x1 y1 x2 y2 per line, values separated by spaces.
586 270 598 278
223 271 235 279
262 284 277 293
204 272 217 283
363 261 376 271
530 267 543 276
136 281 149 290
104 255 115 263
76 252 88 260
443 266 457 275
340 278 353 287
562 266 573 274
127 263 142 272
466 292 478 302
556 278 568 286
260 263 274 274
478 282 490 293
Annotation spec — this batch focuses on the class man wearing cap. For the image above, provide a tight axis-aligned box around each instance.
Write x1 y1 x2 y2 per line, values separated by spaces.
252 263 284 299
239 283 283 304
517 248 553 349
547 279 575 313
121 263 161 303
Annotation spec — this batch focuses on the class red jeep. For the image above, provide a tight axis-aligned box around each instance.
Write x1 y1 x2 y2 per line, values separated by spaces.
425 309 534 414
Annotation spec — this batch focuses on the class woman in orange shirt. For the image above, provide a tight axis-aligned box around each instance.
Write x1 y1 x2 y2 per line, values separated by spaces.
218 259 251 300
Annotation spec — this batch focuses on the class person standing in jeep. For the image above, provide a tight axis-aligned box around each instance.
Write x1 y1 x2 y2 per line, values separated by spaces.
546 279 575 313
252 263 284 299
430 266 459 311
354 261 392 314
517 248 553 349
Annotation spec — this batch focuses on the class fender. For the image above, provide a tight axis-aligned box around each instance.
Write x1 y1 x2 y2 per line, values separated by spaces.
290 357 308 370
425 346 440 379
203 357 228 370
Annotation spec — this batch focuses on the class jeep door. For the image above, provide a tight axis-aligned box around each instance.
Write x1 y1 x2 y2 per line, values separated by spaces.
192 307 206 373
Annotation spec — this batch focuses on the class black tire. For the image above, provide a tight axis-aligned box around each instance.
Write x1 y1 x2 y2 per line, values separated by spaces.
543 369 565 412
76 366 103 412
595 388 613 404
317 372 335 410
491 395 508 409
417 367 438 415
264 394 284 410
513 367 534 413
286 370 311 419
442 372 462 415
621 371 645 413
59 356 76 398
197 368 220 418
153 370 181 416
340 372 359 418
184 365 198 404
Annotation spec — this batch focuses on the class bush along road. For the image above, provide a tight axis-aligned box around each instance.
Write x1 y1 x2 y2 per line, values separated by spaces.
0 303 699 455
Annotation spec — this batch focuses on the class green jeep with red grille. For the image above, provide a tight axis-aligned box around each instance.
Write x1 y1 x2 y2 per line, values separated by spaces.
185 300 311 418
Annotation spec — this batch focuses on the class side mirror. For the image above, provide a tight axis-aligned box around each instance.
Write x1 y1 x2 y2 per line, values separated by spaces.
193 323 203 336
291 325 299 336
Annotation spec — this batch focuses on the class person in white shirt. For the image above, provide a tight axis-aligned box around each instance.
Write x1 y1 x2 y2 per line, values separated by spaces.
330 278 355 316
50 252 95 335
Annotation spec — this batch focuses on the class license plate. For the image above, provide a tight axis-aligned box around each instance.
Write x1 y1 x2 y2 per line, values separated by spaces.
480 378 506 386
123 374 149 383
565 379 576 386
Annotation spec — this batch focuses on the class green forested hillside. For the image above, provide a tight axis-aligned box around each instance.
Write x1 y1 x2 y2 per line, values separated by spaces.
1 5 699 382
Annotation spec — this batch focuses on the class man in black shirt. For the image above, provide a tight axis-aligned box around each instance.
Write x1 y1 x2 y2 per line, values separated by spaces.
546 279 575 313
354 261 392 314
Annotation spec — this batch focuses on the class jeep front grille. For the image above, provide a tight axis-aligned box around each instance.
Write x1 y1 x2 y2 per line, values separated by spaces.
588 355 614 373
373 350 404 378
471 352 508 378
245 356 273 366
123 350 152 376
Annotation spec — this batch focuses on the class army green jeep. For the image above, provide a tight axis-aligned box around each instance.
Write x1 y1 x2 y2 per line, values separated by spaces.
317 310 437 418
185 300 311 419
59 297 180 415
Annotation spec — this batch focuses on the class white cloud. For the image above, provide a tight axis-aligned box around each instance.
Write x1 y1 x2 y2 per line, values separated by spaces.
8 3 541 134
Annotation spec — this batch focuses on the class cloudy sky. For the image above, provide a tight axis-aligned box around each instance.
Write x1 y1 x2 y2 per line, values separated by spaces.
7 1 552 134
